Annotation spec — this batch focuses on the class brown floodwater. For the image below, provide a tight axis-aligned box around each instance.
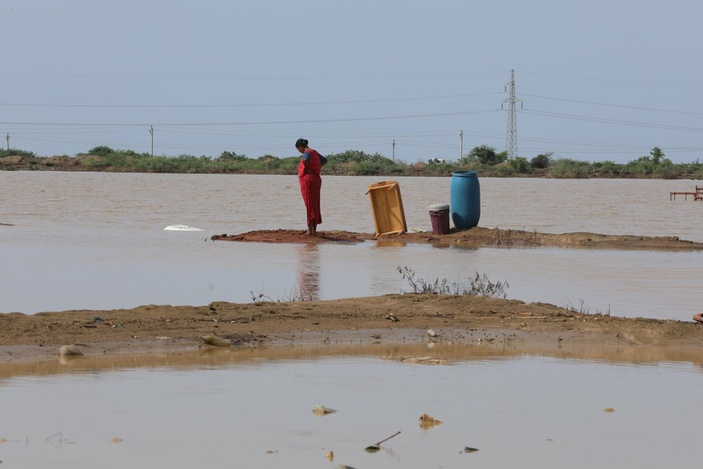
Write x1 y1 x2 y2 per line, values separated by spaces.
0 343 702 468
0 172 702 320
2 172 703 468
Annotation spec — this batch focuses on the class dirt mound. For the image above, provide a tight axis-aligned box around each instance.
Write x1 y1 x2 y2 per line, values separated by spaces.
211 227 703 251
211 229 371 244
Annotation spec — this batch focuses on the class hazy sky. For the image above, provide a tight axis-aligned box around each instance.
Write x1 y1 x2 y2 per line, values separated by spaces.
1 0 701 163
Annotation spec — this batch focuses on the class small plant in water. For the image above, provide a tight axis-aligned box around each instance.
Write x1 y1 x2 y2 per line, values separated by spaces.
564 299 611 316
250 290 274 302
564 298 590 314
397 266 509 299
250 284 316 303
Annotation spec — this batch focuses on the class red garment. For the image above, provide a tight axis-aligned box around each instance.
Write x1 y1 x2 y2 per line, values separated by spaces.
297 148 323 177
298 149 323 226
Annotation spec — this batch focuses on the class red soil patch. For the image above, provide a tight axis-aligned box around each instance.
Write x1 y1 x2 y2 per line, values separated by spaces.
211 229 374 244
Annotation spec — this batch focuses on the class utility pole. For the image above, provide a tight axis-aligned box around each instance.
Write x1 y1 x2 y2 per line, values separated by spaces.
392 139 395 162
5 133 9 151
502 69 523 159
149 126 154 157
459 130 463 162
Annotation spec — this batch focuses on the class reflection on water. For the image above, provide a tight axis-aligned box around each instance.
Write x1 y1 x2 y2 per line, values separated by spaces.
296 243 320 301
2 342 703 380
0 345 701 469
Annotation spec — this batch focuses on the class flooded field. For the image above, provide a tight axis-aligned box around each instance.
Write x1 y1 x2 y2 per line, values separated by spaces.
1 173 702 320
2 172 702 468
1 344 702 468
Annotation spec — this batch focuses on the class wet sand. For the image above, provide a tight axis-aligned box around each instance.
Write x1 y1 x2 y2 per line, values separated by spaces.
2 292 703 366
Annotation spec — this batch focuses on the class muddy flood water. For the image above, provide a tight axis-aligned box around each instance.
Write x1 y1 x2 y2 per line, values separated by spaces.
1 172 702 320
1 172 703 467
2 344 703 469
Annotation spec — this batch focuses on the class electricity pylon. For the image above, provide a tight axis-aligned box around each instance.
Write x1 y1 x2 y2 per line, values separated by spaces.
502 69 523 159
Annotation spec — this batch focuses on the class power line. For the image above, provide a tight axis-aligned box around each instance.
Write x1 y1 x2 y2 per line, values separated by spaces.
518 70 703 91
0 92 502 109
0 109 499 127
524 109 703 133
0 70 509 81
520 93 703 116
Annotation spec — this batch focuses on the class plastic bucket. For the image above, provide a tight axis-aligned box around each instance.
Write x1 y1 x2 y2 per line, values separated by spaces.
428 203 450 235
450 171 480 229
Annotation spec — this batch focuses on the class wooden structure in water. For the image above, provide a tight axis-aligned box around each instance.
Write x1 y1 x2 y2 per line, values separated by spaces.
670 185 703 201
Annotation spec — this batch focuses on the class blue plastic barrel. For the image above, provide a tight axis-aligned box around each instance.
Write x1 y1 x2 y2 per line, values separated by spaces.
450 171 481 229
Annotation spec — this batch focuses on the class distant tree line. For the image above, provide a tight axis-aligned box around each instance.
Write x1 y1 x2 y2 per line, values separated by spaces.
1 145 702 179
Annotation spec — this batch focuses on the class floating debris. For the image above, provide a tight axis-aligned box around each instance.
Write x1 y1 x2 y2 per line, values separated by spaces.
365 430 401 452
312 404 337 416
58 345 84 357
335 465 357 469
0 438 6 443
604 407 615 413
463 446 479 453
398 356 449 365
164 224 204 232
419 413 443 430
326 451 334 461
46 432 73 445
199 334 232 347
109 437 123 443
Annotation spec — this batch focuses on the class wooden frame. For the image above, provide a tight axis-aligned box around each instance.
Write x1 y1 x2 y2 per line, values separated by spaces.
366 181 408 237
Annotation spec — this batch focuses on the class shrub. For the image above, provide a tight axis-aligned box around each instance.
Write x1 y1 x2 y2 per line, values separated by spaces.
548 158 592 178
218 151 248 161
463 145 507 166
83 145 115 157
592 160 622 175
530 152 552 169
507 157 532 173
0 148 37 158
328 149 389 164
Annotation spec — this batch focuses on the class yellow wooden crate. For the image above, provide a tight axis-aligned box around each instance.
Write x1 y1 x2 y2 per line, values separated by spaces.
365 181 408 237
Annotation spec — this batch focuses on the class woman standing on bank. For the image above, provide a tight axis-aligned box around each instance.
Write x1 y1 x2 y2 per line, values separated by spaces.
296 138 327 236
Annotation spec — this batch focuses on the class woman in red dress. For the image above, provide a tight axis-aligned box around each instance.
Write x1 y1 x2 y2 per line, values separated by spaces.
296 138 327 236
